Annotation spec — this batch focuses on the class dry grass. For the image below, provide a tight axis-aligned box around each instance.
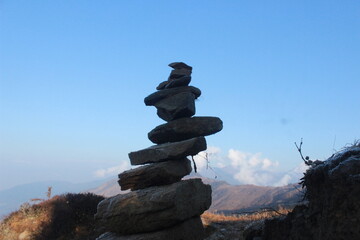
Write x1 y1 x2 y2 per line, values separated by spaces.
201 208 292 240
0 193 104 240
0 191 292 240
202 207 291 224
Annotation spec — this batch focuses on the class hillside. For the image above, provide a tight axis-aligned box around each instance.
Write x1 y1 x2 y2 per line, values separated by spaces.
88 175 302 214
0 175 301 219
0 193 104 240
0 180 106 219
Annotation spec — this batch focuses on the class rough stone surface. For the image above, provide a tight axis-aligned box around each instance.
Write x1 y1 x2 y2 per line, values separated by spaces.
156 80 168 90
156 76 191 90
144 86 201 106
166 75 191 89
148 117 223 144
95 179 212 235
155 91 195 121
168 62 192 70
168 69 192 80
118 158 192 191
96 216 205 240
256 145 360 240
129 136 206 165
243 220 265 240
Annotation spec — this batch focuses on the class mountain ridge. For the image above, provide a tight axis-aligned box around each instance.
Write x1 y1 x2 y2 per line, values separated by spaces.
88 174 303 214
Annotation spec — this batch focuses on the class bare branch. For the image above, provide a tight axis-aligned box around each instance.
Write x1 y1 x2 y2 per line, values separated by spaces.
295 138 312 166
191 155 197 173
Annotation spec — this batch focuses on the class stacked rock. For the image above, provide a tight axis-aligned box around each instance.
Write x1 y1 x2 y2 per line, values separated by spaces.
95 62 223 240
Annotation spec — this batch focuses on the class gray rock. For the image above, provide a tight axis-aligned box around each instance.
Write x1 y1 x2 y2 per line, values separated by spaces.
144 86 201 106
95 179 212 234
148 117 223 144
129 136 206 165
243 220 265 240
168 69 192 80
156 76 192 90
165 76 191 89
118 158 192 191
262 145 360 240
155 91 195 121
96 216 205 240
156 80 168 90
168 62 192 70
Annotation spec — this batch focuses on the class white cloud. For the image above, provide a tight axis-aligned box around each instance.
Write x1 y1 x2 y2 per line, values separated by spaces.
274 174 292 186
227 149 281 185
94 161 130 178
273 162 309 186
193 146 222 170
194 147 307 186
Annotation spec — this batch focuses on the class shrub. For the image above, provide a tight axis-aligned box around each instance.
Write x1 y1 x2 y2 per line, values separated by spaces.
0 192 104 240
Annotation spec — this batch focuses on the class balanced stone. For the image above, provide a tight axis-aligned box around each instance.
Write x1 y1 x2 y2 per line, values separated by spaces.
118 158 192 191
128 136 206 165
168 62 192 70
148 117 223 144
165 76 191 89
156 80 168 90
95 179 211 234
96 216 204 240
168 69 192 80
155 91 195 121
144 86 201 106
156 76 191 90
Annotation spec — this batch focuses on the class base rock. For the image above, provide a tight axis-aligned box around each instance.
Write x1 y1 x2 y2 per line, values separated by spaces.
95 178 212 234
96 216 205 240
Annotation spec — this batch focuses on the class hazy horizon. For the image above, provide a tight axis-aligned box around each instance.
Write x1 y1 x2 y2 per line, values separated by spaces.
1 1 360 191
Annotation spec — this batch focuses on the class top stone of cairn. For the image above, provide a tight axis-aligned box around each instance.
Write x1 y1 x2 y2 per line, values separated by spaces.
168 62 192 70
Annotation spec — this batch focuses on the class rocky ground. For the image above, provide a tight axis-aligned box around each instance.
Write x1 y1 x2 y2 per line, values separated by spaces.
202 210 290 240
245 142 360 240
0 200 288 240
203 218 246 240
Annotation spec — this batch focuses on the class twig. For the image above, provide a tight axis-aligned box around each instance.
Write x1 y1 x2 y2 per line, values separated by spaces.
194 152 218 179
294 138 312 166
191 155 197 173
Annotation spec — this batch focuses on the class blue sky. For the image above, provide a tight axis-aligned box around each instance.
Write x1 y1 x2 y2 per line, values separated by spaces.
1 1 359 190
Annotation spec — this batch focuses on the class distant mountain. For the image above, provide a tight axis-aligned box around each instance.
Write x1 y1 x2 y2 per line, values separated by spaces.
88 174 303 214
205 179 302 213
0 174 303 220
0 179 106 219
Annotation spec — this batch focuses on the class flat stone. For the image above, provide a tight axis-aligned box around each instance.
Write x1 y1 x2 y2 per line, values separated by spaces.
118 158 192 191
168 69 192 80
168 62 192 70
144 86 201 106
156 76 191 90
95 179 212 234
148 117 223 144
156 80 168 90
96 216 205 240
165 76 191 89
129 136 206 165
155 91 195 121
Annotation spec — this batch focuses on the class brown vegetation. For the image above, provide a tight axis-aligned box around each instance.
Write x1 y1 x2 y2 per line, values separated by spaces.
202 208 292 240
0 193 104 240
0 189 293 240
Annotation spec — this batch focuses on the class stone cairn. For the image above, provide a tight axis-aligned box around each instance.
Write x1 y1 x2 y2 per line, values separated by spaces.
95 62 223 240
